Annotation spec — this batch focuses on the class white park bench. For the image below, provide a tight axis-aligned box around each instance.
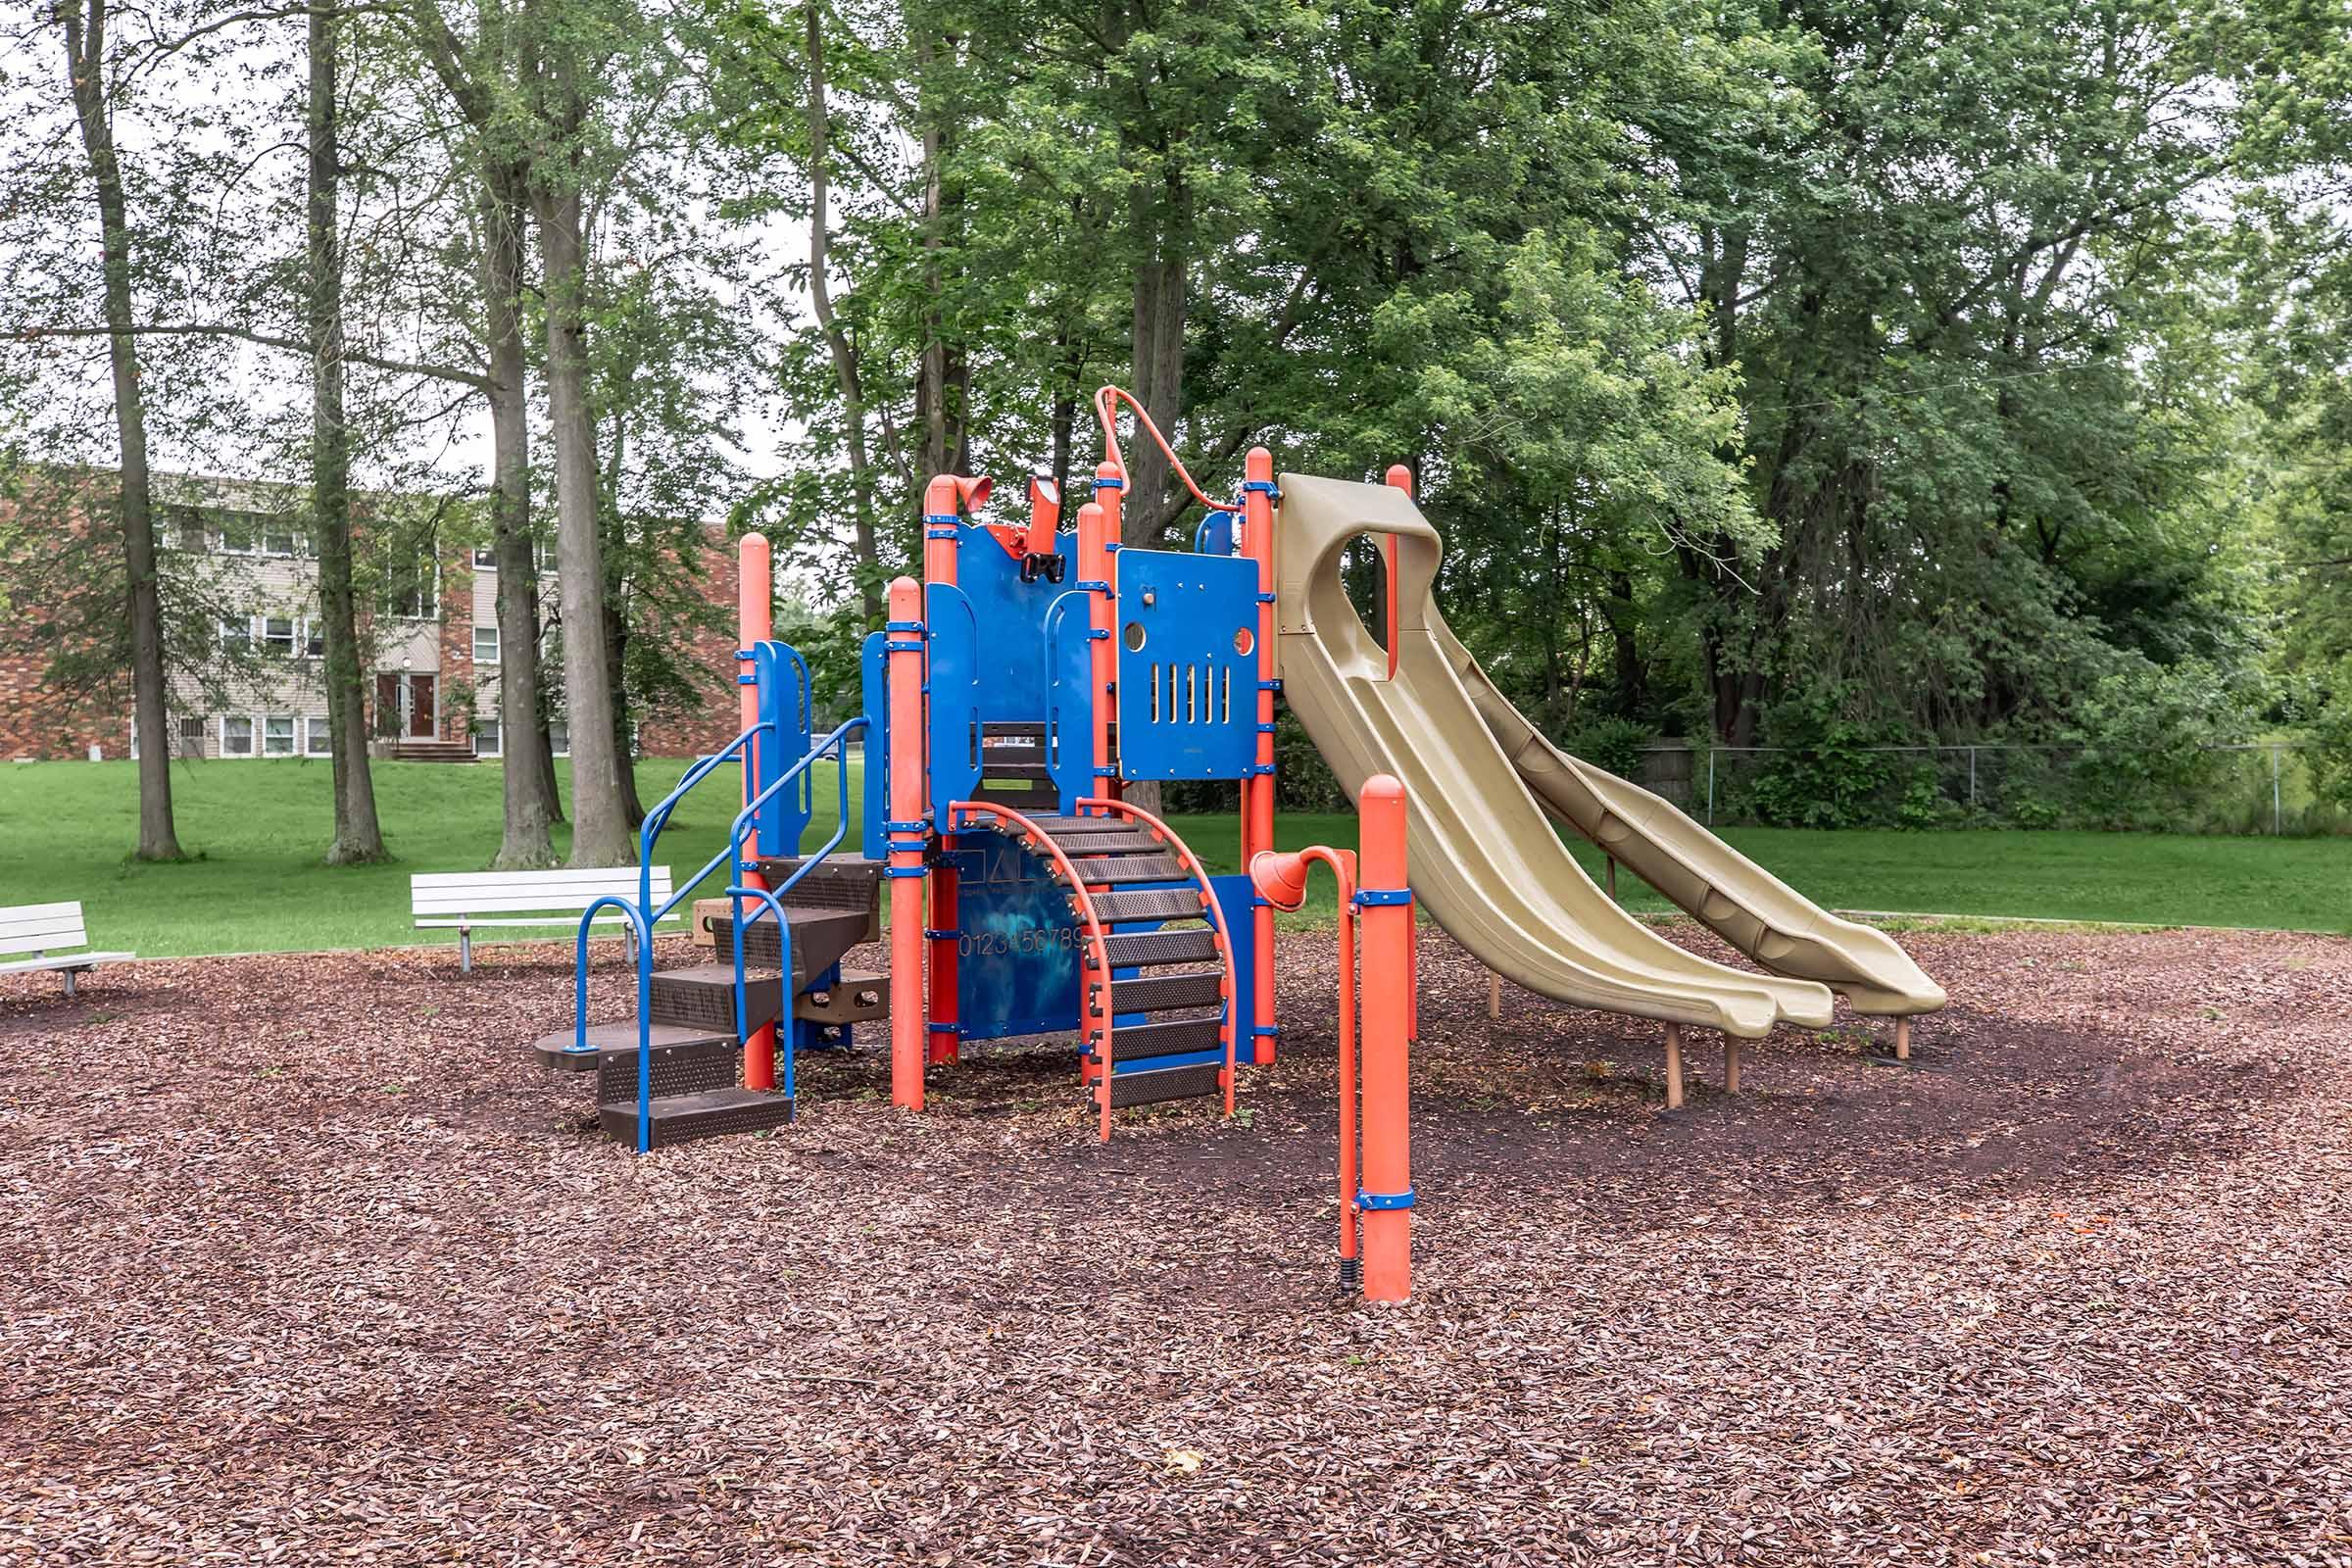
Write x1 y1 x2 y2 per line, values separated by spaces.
0 902 134 997
410 866 678 973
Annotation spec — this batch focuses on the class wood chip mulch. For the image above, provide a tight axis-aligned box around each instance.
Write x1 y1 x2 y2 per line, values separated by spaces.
3 920 2349 1565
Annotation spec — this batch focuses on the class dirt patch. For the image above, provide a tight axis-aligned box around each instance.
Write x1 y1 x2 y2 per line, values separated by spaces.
3 922 2350 1564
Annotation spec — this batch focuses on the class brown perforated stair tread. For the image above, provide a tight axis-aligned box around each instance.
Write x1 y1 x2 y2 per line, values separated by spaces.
1096 928 1221 968
598 1088 794 1149
1107 1060 1225 1108
1107 1014 1223 1063
707 908 871 988
1067 854 1189 886
1112 970 1224 1011
530 1020 734 1071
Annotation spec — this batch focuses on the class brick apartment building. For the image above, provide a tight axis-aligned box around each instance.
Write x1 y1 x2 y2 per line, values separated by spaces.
0 471 741 764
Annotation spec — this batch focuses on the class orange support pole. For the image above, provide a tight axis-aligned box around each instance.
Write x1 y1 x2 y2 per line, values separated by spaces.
1357 774 1413 1303
737 533 777 1091
1381 465 1417 1040
922 475 985 1070
1242 447 1278 1064
885 575 927 1112
1249 845 1360 1279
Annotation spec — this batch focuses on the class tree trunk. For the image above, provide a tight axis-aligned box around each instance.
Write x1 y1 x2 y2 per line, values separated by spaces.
307 4 387 865
805 2 882 626
912 27 971 487
1124 248 1187 546
480 166 559 866
60 0 180 860
604 597 645 829
532 120 631 866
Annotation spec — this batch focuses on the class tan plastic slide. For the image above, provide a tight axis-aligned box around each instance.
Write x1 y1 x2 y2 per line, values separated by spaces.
1275 473 1837 1039
1441 617 1945 1015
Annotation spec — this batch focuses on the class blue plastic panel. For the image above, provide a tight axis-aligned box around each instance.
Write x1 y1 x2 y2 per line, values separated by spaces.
1044 589 1096 810
947 832 1081 1040
1114 548 1259 781
925 583 981 814
859 630 889 861
753 641 812 857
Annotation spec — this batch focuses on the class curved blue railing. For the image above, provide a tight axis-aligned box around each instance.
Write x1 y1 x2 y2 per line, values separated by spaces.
567 711 867 1153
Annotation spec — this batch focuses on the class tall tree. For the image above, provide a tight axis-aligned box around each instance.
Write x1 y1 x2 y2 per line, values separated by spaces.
309 0 389 864
53 0 179 858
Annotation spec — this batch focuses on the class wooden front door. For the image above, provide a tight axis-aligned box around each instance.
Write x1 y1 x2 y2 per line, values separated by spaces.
375 673 399 737
409 674 436 738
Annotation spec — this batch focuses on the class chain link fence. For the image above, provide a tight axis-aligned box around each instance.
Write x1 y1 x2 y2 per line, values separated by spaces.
1635 744 2344 836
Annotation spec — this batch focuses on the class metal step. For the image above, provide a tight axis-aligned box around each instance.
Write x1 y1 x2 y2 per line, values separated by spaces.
597 1088 795 1149
1112 970 1224 1012
1070 854 1188 887
1088 888 1205 925
594 1030 739 1107
1096 928 1221 968
708 908 871 988
1047 830 1163 857
649 964 780 1037
1105 1060 1224 1108
528 1020 733 1072
981 760 1053 784
1107 1014 1224 1063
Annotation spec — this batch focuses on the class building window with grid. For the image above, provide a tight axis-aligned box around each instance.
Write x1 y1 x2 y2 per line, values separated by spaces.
263 616 297 656
220 615 253 653
178 715 207 757
220 715 254 756
264 715 296 756
473 622 499 664
305 715 332 756
304 620 324 659
379 528 439 619
473 718 502 758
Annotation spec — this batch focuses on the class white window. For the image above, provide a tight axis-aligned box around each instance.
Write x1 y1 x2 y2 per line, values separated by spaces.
472 546 496 569
473 623 499 664
548 718 568 757
220 715 254 756
263 616 297 656
220 616 253 654
213 516 256 555
178 715 206 756
472 718 502 758
169 509 208 552
305 715 332 756
304 620 325 659
263 527 299 558
264 714 295 756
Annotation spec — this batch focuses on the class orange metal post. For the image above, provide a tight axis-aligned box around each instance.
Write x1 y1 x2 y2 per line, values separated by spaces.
1357 774 1413 1303
1078 495 1115 790
737 533 778 1091
1381 464 1417 1040
1242 447 1278 1064
885 575 927 1112
922 476 982 1069
1250 846 1360 1280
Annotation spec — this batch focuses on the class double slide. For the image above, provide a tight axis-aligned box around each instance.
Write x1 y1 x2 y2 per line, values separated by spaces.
1275 473 1942 1039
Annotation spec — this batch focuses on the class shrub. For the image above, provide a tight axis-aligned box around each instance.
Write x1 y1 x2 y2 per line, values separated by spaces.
1745 686 1899 829
1562 715 1653 781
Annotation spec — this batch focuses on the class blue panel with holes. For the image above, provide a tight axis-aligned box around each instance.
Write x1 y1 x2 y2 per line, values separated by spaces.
1114 548 1259 781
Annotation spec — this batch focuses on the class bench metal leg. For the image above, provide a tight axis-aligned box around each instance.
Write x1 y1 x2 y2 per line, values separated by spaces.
625 924 639 967
61 967 74 999
460 928 472 975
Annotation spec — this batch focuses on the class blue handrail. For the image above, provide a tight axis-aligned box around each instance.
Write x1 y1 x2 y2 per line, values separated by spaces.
568 710 868 1155
638 722 772 922
568 895 657 1151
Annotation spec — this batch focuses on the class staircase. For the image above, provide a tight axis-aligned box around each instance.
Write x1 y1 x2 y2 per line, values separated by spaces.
393 738 477 763
950 799 1237 1137
530 858 883 1148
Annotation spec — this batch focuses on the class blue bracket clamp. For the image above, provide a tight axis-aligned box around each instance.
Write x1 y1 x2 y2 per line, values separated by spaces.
1353 887 1413 908
1356 1188 1415 1211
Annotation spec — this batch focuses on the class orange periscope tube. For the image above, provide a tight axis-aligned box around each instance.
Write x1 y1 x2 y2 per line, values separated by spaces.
923 475 986 1069
1242 447 1278 1064
1357 774 1413 1303
1249 845 1360 1276
885 575 927 1112
738 532 778 1091
1078 492 1115 789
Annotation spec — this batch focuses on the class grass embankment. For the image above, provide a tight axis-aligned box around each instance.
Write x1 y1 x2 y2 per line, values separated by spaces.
3 760 2347 958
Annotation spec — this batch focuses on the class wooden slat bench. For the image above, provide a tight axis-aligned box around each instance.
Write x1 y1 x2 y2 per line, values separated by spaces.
411 867 678 973
0 903 134 997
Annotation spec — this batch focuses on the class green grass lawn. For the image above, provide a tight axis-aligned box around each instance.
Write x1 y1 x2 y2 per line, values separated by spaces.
2 760 2347 959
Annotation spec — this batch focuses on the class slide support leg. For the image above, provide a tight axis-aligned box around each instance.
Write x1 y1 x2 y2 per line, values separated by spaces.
1663 1023 1685 1109
1895 1017 1912 1061
1724 1037 1740 1096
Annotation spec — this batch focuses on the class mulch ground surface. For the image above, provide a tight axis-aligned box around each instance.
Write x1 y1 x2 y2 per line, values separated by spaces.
3 921 2349 1565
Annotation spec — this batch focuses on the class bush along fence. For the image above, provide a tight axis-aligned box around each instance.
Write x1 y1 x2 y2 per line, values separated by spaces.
1637 743 2340 836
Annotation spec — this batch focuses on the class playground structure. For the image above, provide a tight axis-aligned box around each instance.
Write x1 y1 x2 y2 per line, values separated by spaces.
529 388 1943 1152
